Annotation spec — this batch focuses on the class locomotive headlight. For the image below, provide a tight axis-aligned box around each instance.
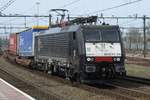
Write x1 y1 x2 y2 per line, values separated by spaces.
116 58 121 61
87 57 94 62
113 58 116 61
113 58 121 62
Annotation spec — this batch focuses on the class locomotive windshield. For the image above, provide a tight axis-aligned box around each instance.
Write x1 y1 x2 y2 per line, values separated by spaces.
84 29 120 42
101 30 119 42
85 30 100 41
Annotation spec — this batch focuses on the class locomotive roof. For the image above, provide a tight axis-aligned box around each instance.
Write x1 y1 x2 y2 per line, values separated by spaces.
35 25 80 36
81 25 119 29
35 25 119 36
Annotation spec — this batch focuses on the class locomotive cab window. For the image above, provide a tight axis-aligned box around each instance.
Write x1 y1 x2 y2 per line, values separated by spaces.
84 28 120 42
84 30 101 41
101 30 119 42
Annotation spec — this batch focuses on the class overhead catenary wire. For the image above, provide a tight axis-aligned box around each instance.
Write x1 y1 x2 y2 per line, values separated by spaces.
0 0 144 33
0 4 39 25
0 0 16 14
16 0 82 27
1 0 81 27
60 0 81 8
120 19 138 26
85 0 142 15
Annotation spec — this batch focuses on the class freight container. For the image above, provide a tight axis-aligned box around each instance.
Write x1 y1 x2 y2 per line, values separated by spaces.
19 26 48 57
9 33 19 55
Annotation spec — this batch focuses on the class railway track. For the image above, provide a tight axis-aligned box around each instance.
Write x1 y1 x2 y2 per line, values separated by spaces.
124 76 150 85
103 82 150 100
103 76 150 100
78 84 140 100
1 56 150 100
0 57 115 100
78 74 150 100
18 69 140 100
76 76 150 100
0 68 61 100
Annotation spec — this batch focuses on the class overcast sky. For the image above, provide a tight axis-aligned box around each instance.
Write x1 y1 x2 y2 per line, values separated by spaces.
0 0 149 34
0 0 148 16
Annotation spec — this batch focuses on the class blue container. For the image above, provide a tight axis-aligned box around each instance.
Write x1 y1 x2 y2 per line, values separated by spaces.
19 28 46 57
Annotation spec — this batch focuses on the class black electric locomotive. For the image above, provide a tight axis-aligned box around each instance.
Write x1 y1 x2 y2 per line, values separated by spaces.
34 24 126 83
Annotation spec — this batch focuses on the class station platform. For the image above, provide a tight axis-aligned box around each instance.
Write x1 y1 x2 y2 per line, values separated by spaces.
0 78 35 100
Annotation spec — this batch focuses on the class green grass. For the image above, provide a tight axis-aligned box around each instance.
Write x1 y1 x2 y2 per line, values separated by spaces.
125 64 150 79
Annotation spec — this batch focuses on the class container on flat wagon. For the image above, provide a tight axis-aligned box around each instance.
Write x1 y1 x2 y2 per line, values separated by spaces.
9 33 19 55
19 26 48 57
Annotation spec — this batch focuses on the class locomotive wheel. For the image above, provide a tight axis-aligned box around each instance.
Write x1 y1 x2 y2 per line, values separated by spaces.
76 73 84 84
107 68 114 79
65 68 76 82
31 62 37 70
121 71 126 77
65 68 70 80
44 63 48 73
48 65 54 75
47 69 53 75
